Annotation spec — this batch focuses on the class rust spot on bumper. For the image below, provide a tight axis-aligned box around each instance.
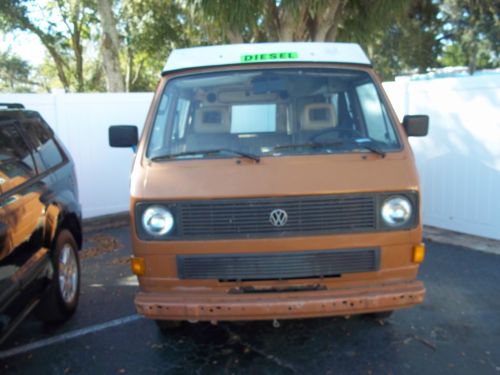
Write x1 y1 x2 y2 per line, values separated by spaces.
135 280 425 321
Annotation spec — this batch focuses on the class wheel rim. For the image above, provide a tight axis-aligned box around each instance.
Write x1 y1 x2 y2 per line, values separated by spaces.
58 244 78 304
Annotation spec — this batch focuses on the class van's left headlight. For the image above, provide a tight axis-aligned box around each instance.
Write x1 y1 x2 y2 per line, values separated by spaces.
142 206 174 236
381 196 412 227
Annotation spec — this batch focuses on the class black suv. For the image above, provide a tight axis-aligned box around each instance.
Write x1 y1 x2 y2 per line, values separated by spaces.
0 103 82 345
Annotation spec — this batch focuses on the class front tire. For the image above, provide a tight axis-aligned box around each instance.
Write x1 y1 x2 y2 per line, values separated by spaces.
36 230 80 322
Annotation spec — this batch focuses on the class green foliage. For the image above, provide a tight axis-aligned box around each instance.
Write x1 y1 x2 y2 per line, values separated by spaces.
0 50 37 92
119 0 197 91
1 0 499 92
0 0 99 91
338 0 409 44
185 0 262 43
439 0 499 73
440 43 467 67
357 0 444 80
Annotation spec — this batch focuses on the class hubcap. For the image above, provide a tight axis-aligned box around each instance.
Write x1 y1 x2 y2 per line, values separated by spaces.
58 244 78 304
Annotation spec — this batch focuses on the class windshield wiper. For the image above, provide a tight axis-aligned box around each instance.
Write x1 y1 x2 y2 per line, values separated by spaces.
354 138 386 158
272 139 386 158
150 148 260 162
272 141 345 151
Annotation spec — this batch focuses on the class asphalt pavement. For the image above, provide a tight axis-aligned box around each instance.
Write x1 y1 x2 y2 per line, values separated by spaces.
1 223 499 375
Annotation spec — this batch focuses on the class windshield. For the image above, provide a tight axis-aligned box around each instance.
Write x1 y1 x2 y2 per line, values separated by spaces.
147 68 401 160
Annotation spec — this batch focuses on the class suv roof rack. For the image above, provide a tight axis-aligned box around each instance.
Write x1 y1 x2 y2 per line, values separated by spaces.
0 103 25 109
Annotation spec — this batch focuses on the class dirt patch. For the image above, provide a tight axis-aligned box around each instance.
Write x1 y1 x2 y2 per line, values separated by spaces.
83 212 130 233
424 225 500 255
80 234 123 260
109 256 131 266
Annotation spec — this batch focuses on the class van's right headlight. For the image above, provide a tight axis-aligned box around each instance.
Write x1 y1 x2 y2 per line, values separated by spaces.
142 206 174 236
381 196 412 227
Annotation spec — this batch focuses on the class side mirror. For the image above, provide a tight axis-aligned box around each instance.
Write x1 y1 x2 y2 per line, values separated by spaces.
109 125 138 147
403 115 429 137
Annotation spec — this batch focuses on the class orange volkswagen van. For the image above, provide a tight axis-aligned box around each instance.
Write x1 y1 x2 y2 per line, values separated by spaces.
109 43 429 328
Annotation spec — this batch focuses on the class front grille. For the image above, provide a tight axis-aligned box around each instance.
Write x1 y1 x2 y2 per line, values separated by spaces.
178 194 376 239
177 248 379 281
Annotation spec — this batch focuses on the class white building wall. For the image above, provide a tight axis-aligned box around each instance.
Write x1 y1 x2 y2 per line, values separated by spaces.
1 74 499 240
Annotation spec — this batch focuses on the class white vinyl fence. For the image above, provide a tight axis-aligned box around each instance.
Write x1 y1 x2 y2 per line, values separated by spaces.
384 75 500 240
0 92 152 218
1 74 499 240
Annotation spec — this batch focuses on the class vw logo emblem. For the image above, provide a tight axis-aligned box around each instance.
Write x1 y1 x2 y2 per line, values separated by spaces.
269 209 288 227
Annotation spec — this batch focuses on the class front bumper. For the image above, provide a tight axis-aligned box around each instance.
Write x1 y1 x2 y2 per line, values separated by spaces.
135 279 425 321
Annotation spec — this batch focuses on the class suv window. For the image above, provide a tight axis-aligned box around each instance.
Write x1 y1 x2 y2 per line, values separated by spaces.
20 119 64 172
0 124 37 194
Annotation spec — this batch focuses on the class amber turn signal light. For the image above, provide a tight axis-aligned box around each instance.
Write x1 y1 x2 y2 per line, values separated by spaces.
412 243 425 263
131 257 145 276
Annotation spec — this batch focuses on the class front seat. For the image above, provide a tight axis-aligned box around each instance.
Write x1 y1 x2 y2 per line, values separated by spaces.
299 103 337 140
186 105 231 151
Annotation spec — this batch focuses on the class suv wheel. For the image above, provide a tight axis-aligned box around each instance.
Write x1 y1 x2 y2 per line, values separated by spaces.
36 230 80 322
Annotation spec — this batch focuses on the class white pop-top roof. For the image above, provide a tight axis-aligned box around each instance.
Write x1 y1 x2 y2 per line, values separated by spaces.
162 42 371 73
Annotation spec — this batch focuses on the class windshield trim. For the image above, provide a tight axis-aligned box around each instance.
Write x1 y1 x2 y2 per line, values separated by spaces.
147 148 403 164
150 148 260 163
161 61 374 77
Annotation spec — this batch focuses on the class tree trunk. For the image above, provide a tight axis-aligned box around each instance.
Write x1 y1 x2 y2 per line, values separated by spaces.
278 6 295 41
126 47 133 92
313 0 345 41
226 26 244 44
132 59 144 88
264 0 280 41
324 24 339 41
60 0 85 92
468 49 477 75
45 45 71 92
467 38 479 75
97 0 125 92
125 24 132 92
71 23 84 92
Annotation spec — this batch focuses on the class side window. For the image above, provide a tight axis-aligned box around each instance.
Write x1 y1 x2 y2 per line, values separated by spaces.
356 83 397 143
172 98 191 140
330 93 340 124
331 91 355 128
0 124 37 194
20 119 64 172
149 94 171 154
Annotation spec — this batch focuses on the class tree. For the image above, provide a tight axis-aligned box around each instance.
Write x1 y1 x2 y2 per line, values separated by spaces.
53 0 95 91
120 0 194 91
189 0 409 43
0 0 97 91
4 0 497 92
92 0 199 92
440 0 500 74
0 50 42 92
187 0 260 43
96 0 125 91
356 0 443 80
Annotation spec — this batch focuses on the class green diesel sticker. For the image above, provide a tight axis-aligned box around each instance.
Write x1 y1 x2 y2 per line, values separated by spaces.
240 52 298 63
